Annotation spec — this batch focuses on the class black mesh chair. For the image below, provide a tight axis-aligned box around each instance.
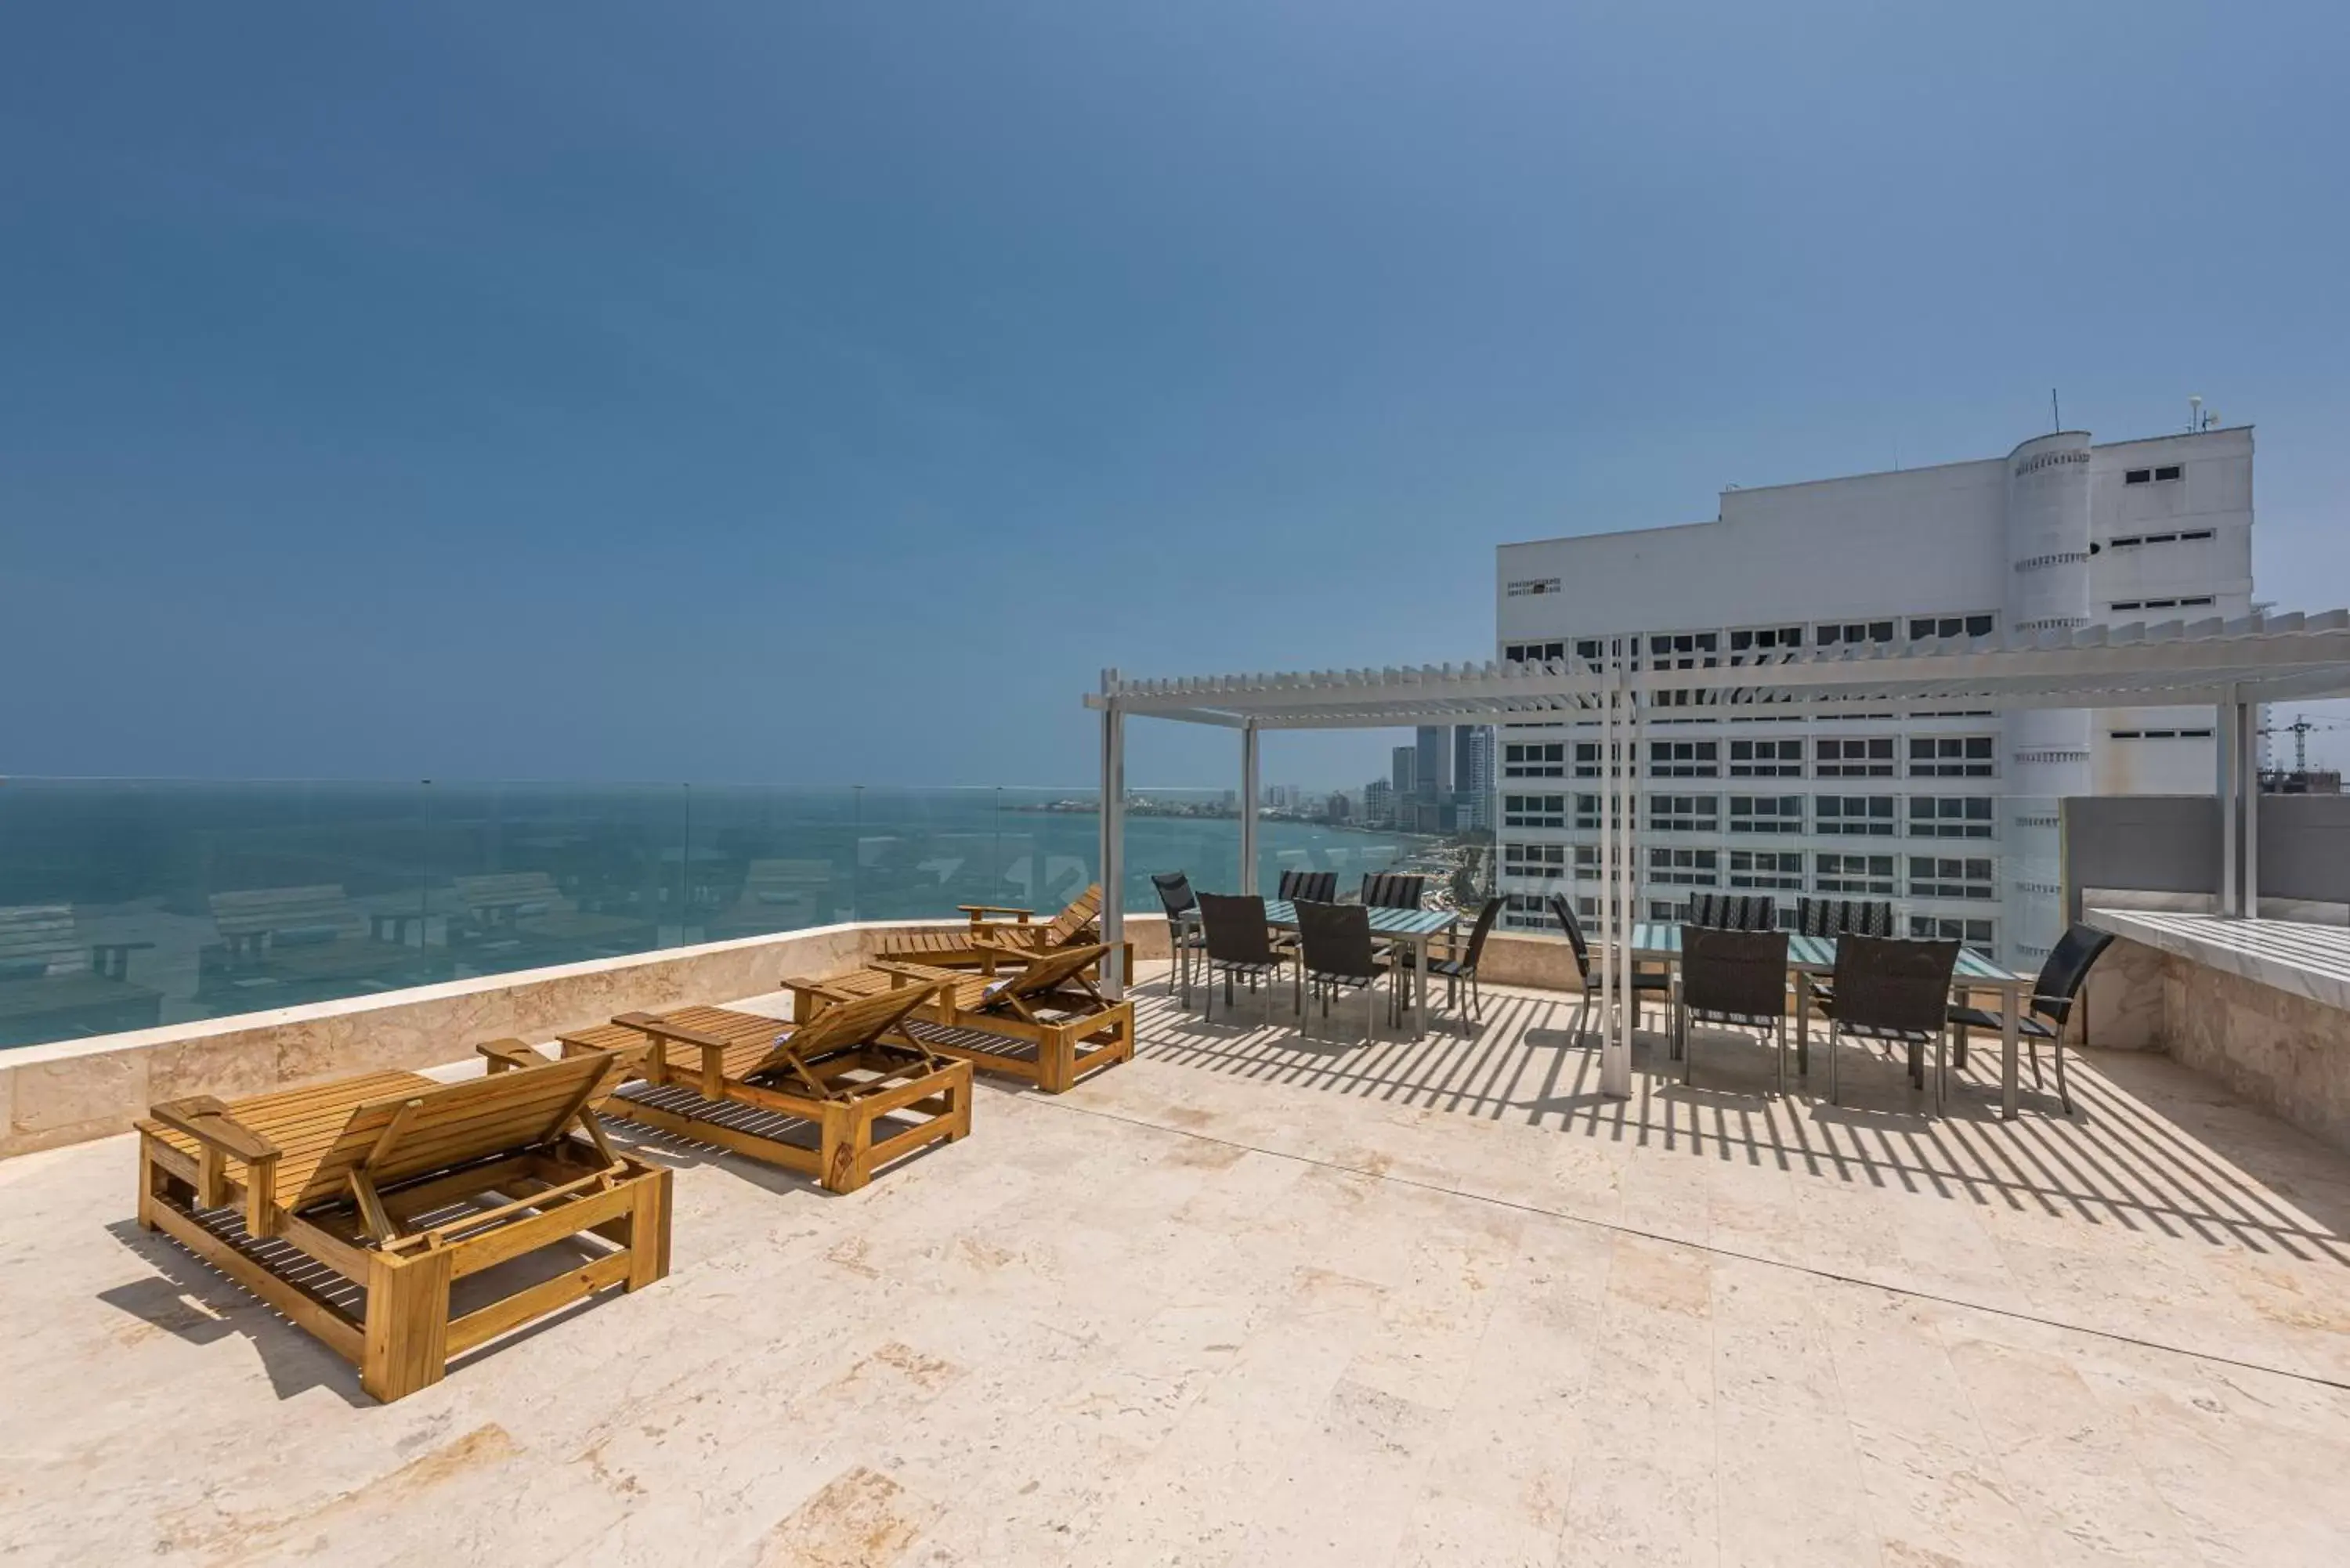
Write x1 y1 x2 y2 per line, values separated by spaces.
1294 900 1393 1040
1683 892 1777 931
1270 869 1336 965
1152 871 1206 1004
1423 895 1505 1030
1676 927 1790 1094
1549 894 1671 1046
1195 892 1285 1026
1816 935 1960 1109
1795 896 1896 1017
1948 923 2113 1114
1278 869 1338 904
1360 873 1427 911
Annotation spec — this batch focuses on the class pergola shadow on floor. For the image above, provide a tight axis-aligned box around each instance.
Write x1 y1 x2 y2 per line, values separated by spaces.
1126 963 2350 1275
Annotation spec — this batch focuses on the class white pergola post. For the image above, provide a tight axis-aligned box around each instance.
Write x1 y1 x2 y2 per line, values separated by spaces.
2241 695 2261 919
1601 644 1633 1097
2218 695 2240 918
1099 668 1126 997
1239 722 1261 895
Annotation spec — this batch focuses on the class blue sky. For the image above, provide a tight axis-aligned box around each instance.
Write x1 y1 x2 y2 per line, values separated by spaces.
5 3 2345 788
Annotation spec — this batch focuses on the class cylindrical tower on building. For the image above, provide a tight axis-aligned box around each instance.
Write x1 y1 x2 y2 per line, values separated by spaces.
2003 432 2095 963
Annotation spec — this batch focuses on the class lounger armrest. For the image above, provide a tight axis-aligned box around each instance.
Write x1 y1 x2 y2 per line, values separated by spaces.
615 1011 733 1052
476 1038 548 1073
958 904 1034 921
871 959 959 988
150 1096 279 1164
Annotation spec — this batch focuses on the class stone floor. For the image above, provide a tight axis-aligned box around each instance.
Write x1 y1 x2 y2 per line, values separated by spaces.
5 962 2350 1566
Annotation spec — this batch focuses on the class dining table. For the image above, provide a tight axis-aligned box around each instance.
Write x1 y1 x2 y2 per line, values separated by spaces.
1173 899 1459 1037
1622 923 2035 1119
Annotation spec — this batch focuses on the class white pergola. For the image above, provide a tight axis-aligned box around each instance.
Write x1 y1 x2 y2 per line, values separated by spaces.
1086 609 2350 1097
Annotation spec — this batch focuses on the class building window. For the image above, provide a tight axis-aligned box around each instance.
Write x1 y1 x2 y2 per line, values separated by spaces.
1506 579 1561 598
1909 856 1995 900
1573 793 1635 831
1816 795 1896 836
1816 620 1895 646
1729 850 1805 891
1647 793 1719 833
1908 614 1997 641
2124 464 2184 486
2108 728 2216 741
1648 740 1719 777
1503 640 1567 664
1908 797 1994 839
1502 843 1567 880
2109 595 2215 613
1815 853 1895 895
1648 847 1719 887
2155 464 2182 482
1909 735 1995 777
1729 738 1805 777
1817 737 1896 777
1647 632 1719 662
1911 915 1994 955
1504 742 1566 779
1503 793 1566 829
1501 893 1556 932
1729 625 1805 654
1728 795 1803 833
2108 529 2215 549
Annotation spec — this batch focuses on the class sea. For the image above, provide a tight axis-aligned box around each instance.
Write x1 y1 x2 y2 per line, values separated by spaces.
0 779 1423 1047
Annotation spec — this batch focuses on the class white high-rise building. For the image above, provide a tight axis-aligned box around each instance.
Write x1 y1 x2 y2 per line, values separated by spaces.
1492 425 2254 969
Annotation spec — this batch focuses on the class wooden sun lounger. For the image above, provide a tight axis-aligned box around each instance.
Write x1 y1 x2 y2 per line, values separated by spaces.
875 883 1128 974
135 1050 671 1403
555 985 973 1194
783 941 1135 1094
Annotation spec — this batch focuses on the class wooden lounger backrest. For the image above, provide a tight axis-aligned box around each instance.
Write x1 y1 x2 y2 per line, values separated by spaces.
209 885 368 941
287 1051 623 1212
1040 884 1103 948
453 870 566 914
0 905 88 977
751 983 935 1078
986 941 1109 1009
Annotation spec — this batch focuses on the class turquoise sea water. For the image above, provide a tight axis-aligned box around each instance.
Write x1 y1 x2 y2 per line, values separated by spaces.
0 780 1419 1046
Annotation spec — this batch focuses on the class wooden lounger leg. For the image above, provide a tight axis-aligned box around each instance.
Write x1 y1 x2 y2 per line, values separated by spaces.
628 1168 673 1290
820 1100 873 1195
1038 1022 1077 1095
136 1133 171 1231
363 1248 455 1403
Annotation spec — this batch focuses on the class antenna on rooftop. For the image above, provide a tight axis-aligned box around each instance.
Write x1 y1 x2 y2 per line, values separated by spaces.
2050 388 2060 431
2190 395 2203 433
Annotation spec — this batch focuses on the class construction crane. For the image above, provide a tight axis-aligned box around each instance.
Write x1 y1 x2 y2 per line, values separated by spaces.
2260 712 2350 774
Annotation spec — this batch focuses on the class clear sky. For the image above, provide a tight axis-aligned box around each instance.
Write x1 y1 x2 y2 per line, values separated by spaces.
5 3 2345 789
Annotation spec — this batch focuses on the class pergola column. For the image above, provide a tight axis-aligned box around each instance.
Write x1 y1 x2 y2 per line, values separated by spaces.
2218 696 2240 918
1239 722 1260 895
1099 668 1126 997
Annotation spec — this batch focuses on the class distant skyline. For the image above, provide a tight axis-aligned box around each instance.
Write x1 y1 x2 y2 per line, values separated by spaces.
5 3 2348 785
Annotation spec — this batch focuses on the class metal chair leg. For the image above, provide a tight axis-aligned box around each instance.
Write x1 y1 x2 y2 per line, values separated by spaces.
2054 1038 2072 1115
1829 1021 1841 1104
1680 1001 1693 1086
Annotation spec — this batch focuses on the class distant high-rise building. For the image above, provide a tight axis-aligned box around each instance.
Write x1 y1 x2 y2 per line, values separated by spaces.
1364 778 1394 825
1455 725 1495 829
1415 726 1452 799
1390 745 1418 800
1326 792 1353 822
